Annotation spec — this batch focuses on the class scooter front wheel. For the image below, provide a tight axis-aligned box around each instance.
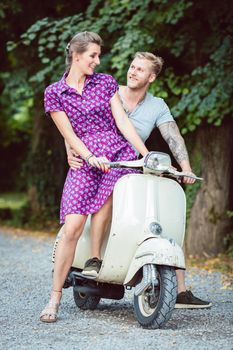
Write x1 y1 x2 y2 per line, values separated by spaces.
134 265 177 329
73 288 101 310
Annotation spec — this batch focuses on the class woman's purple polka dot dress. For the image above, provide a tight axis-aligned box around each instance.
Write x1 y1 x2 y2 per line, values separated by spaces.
44 72 137 223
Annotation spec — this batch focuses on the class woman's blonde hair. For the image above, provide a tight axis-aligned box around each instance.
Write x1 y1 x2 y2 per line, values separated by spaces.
66 31 103 71
134 52 164 76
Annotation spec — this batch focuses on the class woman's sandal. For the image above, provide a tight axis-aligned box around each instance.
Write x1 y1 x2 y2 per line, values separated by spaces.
40 290 62 323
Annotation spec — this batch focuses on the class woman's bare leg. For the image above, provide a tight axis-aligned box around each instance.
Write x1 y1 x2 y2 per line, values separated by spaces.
40 213 87 321
90 194 113 259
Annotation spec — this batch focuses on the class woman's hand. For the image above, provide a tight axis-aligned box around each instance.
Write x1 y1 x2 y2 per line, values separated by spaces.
88 156 110 172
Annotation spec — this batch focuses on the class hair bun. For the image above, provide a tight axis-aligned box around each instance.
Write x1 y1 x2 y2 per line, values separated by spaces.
66 43 71 53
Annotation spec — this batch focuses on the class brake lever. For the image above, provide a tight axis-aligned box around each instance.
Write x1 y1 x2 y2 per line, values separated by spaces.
166 168 203 180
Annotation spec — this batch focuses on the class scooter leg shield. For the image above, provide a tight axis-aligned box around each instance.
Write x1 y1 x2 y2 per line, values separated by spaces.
124 237 185 286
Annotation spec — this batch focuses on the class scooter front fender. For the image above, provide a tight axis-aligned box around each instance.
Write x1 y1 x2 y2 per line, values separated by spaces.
124 237 185 286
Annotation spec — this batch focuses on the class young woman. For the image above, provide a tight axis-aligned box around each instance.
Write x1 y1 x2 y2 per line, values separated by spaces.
40 32 148 322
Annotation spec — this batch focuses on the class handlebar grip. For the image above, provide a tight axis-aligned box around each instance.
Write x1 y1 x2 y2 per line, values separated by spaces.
168 168 203 180
177 173 203 180
104 162 122 168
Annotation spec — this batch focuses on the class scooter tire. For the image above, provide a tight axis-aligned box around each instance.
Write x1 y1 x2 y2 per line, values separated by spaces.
73 288 101 310
134 265 177 329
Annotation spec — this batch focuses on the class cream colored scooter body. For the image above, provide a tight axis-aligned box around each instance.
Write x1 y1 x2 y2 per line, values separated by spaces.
62 172 186 285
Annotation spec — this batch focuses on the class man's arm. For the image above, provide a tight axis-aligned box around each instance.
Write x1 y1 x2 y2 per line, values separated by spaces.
158 121 195 183
64 140 83 170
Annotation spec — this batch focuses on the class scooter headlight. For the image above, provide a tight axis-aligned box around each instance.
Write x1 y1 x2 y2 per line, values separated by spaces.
149 222 162 235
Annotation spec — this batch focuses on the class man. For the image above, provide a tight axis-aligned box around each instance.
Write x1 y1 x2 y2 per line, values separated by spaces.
65 52 211 309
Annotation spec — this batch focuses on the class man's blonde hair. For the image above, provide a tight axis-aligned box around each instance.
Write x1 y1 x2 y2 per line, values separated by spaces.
134 52 164 76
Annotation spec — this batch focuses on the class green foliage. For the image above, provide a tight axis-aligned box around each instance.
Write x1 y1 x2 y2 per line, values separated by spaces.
4 0 233 135
172 36 233 134
0 71 33 146
7 0 233 132
227 211 233 219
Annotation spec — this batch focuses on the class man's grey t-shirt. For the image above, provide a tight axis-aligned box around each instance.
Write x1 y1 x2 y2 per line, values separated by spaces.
119 90 174 143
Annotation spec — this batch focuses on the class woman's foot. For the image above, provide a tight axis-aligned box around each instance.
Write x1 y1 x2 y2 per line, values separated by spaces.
40 290 62 323
82 257 102 278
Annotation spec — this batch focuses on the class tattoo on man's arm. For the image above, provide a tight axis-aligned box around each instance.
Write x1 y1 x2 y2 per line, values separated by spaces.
159 122 189 164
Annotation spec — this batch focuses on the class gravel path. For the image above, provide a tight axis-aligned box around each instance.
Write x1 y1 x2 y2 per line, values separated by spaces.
0 228 232 350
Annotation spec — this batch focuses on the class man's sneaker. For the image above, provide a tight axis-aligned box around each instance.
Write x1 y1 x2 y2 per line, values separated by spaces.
175 290 212 309
82 257 102 278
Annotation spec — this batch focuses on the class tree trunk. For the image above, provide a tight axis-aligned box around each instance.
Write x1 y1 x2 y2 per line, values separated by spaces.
186 118 233 256
27 99 67 222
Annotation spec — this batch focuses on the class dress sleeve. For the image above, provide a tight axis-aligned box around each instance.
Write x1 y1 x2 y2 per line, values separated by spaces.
106 75 119 99
44 86 64 117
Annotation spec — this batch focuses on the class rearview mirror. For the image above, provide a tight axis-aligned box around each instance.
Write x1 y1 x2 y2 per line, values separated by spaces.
144 152 171 171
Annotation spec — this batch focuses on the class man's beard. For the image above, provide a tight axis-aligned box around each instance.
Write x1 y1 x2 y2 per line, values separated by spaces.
127 80 148 90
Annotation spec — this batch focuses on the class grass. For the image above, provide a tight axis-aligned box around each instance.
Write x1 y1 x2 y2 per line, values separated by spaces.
0 192 28 210
0 191 59 232
188 254 233 276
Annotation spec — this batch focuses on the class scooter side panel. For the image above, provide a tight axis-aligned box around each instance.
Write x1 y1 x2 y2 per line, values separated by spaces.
98 174 186 283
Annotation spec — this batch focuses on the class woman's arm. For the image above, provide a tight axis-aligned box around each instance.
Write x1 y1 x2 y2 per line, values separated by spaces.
110 93 148 156
51 111 92 159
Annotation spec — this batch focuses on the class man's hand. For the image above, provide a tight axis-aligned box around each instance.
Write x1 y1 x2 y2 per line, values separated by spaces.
67 149 84 170
182 171 196 184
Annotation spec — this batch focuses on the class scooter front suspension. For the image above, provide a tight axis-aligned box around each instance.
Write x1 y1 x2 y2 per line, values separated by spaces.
134 264 159 296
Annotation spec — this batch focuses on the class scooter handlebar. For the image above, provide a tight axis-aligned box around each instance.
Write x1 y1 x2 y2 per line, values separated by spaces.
168 169 203 181
104 152 203 181
151 165 203 180
104 158 145 168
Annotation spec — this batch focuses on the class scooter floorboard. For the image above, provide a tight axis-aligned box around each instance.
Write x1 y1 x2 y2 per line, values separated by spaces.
71 270 97 281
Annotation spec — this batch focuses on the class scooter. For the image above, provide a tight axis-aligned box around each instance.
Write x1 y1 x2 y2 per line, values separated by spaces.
52 152 202 329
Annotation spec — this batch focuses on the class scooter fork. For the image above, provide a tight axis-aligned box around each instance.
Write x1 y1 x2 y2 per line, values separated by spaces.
134 264 158 296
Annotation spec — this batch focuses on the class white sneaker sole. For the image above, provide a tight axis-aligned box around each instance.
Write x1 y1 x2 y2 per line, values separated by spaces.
81 270 98 278
175 303 212 309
